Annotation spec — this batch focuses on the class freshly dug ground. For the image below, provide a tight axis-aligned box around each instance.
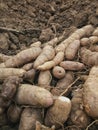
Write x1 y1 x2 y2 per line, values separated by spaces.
0 0 98 55
0 0 98 130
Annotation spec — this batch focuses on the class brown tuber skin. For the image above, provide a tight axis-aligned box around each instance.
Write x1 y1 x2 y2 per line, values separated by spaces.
0 97 11 108
51 71 74 96
23 69 36 83
1 76 21 100
0 68 26 80
34 45 55 69
45 96 71 129
30 41 41 47
92 27 98 36
60 61 85 71
36 121 55 130
0 53 12 63
80 38 90 46
19 107 43 130
80 36 98 46
38 70 52 90
15 84 53 108
37 51 64 70
0 46 42 68
7 104 22 123
52 66 66 79
0 112 8 126
22 62 33 71
55 25 94 53
89 45 98 52
80 47 98 66
89 36 98 44
65 40 80 60
68 88 90 129
83 66 98 118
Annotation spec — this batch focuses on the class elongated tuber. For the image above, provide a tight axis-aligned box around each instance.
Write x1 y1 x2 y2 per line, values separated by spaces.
51 71 74 96
65 40 80 60
68 88 90 129
34 45 55 69
19 107 42 130
22 62 33 71
38 70 52 90
55 25 94 53
7 104 22 123
30 41 41 47
0 53 12 63
60 61 85 71
0 68 25 80
15 84 53 107
45 96 71 129
0 46 42 68
83 66 98 118
37 51 64 70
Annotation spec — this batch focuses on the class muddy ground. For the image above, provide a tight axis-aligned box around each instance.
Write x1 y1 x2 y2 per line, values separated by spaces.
0 0 98 130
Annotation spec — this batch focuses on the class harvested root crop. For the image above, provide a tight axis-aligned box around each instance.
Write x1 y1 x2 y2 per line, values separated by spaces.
0 53 12 63
36 121 55 130
7 104 22 123
0 68 25 81
55 25 94 53
30 41 41 47
45 96 71 129
80 36 98 46
22 62 33 71
15 84 53 108
1 76 21 100
0 112 8 126
80 38 90 46
60 61 85 71
23 69 36 83
89 36 98 44
52 66 66 79
0 46 42 68
37 51 64 70
0 97 11 108
80 47 98 66
89 45 98 52
83 66 98 118
38 70 52 90
51 71 74 96
19 107 42 130
34 45 55 69
68 88 90 129
93 27 98 36
65 40 80 60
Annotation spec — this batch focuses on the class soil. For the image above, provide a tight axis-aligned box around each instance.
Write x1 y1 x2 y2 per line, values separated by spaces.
0 0 98 130
0 0 98 55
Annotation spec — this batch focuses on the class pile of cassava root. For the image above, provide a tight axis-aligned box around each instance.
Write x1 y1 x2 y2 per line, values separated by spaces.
0 25 98 130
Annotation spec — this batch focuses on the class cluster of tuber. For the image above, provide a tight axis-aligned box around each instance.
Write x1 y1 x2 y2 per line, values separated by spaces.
0 25 98 130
